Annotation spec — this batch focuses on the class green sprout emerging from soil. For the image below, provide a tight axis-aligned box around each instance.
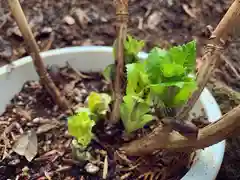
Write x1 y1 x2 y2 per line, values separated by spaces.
68 35 197 144
68 92 112 148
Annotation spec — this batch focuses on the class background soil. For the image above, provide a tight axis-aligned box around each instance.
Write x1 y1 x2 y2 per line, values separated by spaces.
1 0 240 179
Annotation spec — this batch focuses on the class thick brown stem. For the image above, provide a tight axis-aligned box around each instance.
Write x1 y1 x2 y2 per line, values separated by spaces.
121 0 240 155
120 104 240 156
177 0 240 120
8 0 70 111
110 0 128 124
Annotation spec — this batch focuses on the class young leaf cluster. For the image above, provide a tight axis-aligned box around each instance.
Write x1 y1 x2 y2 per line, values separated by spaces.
68 92 111 147
103 35 145 82
119 36 197 133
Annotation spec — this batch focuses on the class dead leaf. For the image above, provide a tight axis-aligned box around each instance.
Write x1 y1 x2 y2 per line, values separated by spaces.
12 130 38 162
103 155 108 179
63 80 78 96
147 12 162 30
72 8 91 28
0 37 13 59
16 107 32 121
182 4 197 19
36 123 59 135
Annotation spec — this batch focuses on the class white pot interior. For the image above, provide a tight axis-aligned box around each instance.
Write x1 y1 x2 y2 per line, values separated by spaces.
0 46 225 180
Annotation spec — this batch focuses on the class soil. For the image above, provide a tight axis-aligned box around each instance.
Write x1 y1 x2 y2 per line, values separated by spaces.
0 0 240 179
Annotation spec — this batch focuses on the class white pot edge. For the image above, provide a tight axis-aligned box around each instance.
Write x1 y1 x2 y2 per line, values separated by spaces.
0 46 225 180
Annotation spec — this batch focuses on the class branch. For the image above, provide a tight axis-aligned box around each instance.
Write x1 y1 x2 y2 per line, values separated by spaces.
110 0 129 124
211 78 240 104
177 0 240 120
120 0 240 155
7 0 70 111
120 104 240 156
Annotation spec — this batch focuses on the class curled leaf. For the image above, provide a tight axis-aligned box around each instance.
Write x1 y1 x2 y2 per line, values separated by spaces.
88 92 112 117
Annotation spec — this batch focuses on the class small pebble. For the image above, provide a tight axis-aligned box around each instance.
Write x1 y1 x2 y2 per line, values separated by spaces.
26 122 34 127
74 96 82 103
64 130 71 137
53 105 59 112
17 101 24 105
17 96 23 100
84 163 100 174
28 96 34 101
33 117 42 123
46 140 52 145
80 89 88 95
12 108 17 113
41 27 53 34
20 118 26 122
8 159 20 165
64 15 75 25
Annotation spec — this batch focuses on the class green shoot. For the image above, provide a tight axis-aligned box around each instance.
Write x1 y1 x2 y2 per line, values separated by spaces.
120 37 197 133
124 35 145 64
68 111 95 148
88 92 112 117
103 35 145 82
68 92 111 147
146 40 197 107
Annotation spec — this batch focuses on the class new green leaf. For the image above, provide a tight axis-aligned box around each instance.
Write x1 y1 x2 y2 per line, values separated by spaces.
68 112 95 147
126 62 149 95
124 35 145 55
120 95 153 133
88 92 112 117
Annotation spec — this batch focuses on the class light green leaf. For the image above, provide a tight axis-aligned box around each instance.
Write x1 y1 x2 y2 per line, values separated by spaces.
120 95 153 133
145 47 170 83
88 92 112 117
68 112 95 147
149 81 196 107
124 35 145 55
75 107 91 114
161 64 185 78
173 81 197 106
103 64 115 82
126 63 149 95
168 40 196 72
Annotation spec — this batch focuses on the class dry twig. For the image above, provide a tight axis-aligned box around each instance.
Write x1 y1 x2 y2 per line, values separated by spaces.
110 0 129 124
7 0 70 111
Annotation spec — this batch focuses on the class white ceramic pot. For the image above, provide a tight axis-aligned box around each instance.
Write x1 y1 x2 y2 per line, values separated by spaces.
0 46 225 180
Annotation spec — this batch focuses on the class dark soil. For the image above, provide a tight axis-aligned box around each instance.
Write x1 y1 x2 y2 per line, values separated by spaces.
0 0 240 179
